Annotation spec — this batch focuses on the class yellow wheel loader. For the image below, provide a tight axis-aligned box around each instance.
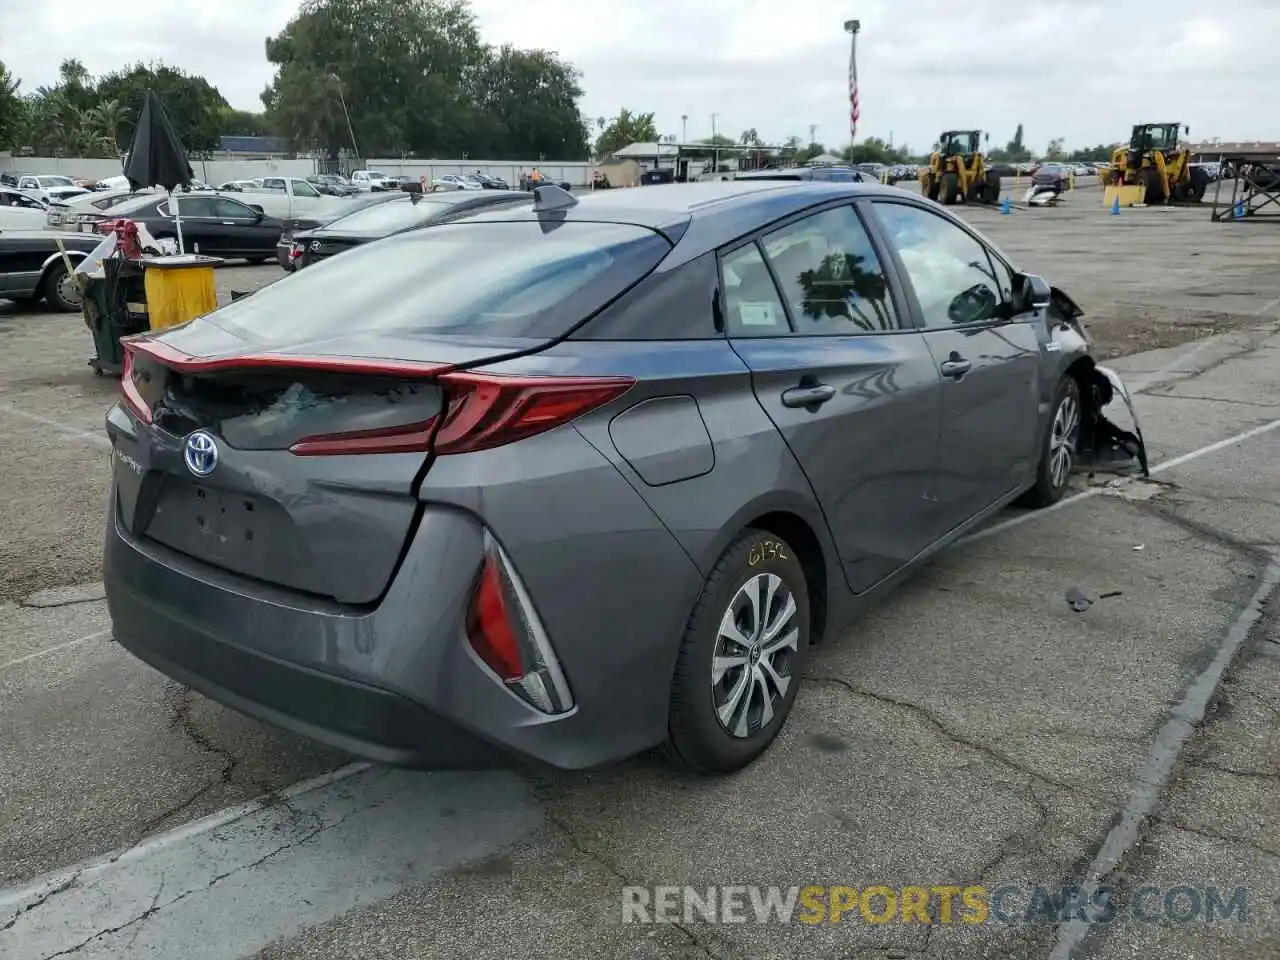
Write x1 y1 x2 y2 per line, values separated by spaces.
1102 122 1210 206
919 131 1002 206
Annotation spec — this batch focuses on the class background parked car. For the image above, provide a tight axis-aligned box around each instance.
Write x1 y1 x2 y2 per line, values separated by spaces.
15 175 90 204
276 191 406 271
45 187 162 230
0 229 103 311
289 189 534 269
0 188 51 229
97 193 285 263
307 174 359 196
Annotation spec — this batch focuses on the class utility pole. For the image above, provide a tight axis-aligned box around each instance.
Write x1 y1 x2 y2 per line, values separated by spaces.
711 113 718 140
809 124 817 146
681 114 688 143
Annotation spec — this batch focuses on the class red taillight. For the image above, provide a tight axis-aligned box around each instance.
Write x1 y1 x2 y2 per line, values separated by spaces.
432 372 635 455
466 555 525 681
289 419 437 457
289 372 634 457
119 347 153 424
465 535 574 714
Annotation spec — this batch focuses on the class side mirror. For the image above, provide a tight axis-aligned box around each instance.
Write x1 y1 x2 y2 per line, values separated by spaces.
984 132 990 142
249 204 265 216
1012 273 1052 313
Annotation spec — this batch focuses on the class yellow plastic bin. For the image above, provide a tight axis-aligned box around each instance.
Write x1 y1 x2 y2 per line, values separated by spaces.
142 254 223 330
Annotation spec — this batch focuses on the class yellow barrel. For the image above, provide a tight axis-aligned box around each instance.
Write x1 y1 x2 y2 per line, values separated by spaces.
142 256 220 330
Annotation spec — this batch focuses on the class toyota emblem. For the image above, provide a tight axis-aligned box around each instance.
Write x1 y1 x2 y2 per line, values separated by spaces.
184 431 219 477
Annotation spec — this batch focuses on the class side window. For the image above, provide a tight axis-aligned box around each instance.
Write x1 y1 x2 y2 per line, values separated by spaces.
292 179 320 198
873 202 1004 328
719 243 790 338
172 197 218 217
213 198 255 218
761 205 900 334
262 178 285 191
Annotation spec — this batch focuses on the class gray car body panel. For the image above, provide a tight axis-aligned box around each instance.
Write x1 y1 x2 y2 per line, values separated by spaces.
103 179 1141 770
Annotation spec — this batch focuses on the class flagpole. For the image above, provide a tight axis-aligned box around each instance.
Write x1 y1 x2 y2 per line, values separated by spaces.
843 19 861 156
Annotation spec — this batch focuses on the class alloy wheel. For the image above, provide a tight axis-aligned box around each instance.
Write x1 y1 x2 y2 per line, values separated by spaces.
711 573 800 738
1049 394 1080 489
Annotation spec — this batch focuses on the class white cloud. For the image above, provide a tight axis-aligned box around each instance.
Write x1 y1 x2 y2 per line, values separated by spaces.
4 0 1277 155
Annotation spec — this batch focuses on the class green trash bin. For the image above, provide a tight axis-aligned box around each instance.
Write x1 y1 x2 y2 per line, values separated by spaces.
83 258 148 377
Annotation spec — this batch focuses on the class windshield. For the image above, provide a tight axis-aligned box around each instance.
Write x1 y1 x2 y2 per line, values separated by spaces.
208 220 671 343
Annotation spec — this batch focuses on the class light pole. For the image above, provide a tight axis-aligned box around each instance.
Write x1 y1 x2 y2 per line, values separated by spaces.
711 113 718 140
327 72 360 161
681 114 688 143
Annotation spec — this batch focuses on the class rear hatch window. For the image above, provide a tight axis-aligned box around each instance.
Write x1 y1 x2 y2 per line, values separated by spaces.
207 220 672 343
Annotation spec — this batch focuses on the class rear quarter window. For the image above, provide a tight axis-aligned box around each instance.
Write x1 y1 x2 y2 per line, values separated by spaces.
207 220 672 343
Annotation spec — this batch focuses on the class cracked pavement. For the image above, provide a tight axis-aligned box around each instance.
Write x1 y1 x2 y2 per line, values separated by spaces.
1 207 1279 959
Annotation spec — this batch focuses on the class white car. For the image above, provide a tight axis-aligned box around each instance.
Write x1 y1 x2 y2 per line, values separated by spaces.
14 175 90 203
45 187 163 230
431 174 483 192
0 187 51 229
350 170 395 192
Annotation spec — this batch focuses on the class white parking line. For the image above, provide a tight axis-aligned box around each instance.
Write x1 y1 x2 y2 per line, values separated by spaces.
961 417 1280 545
0 766 541 960
1049 558 1280 960
0 630 111 672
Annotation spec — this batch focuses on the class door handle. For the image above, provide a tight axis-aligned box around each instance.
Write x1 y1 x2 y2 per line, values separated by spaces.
940 358 972 380
781 383 836 408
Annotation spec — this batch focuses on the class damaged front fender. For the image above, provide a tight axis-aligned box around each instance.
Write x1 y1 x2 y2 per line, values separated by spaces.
1078 363 1149 478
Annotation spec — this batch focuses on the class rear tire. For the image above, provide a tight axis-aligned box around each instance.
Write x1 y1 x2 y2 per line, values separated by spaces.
942 172 960 205
41 259 81 312
665 529 811 774
983 171 1002 203
1141 168 1165 205
925 175 940 202
1016 376 1081 509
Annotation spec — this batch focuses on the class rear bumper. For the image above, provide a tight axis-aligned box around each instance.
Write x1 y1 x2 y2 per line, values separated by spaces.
104 420 705 769
106 499 524 768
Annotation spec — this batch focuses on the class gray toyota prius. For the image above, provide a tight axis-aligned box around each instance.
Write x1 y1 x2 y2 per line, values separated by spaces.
103 181 1147 774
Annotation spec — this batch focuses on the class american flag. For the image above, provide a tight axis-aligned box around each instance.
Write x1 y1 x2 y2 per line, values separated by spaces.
848 27 860 143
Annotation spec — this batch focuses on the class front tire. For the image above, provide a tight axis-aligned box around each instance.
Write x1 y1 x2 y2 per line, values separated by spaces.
666 529 811 774
1017 376 1081 508
42 260 82 312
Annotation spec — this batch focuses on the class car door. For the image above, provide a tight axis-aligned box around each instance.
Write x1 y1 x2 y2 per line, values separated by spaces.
722 202 943 595
865 198 1042 530
164 195 222 251
210 197 272 255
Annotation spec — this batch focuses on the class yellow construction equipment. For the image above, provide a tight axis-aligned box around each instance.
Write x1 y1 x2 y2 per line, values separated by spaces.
920 131 1001 206
1102 122 1210 206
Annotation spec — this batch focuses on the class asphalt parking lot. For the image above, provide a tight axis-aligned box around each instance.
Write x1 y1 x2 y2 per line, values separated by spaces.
1 194 1278 960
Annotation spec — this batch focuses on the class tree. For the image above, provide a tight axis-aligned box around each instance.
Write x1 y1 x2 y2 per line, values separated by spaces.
1044 137 1065 161
842 136 909 165
262 0 588 160
594 108 658 159
95 63 231 153
0 61 21 150
467 45 589 160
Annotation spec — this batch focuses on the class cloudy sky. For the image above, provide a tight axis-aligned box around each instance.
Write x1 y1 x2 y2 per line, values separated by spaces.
4 0 1275 154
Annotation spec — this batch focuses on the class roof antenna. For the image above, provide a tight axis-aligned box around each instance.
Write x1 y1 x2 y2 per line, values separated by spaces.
532 183 578 212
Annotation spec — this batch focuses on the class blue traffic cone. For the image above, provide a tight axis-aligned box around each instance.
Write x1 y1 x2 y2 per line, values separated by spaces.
1000 195 1012 215
1110 196 1121 215
1234 200 1245 219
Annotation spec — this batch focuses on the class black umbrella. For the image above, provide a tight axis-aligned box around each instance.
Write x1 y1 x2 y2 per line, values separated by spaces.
123 91 194 252
123 91 193 192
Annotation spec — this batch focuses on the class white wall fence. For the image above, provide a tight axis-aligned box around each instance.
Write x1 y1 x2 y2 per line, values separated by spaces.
0 156 594 186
